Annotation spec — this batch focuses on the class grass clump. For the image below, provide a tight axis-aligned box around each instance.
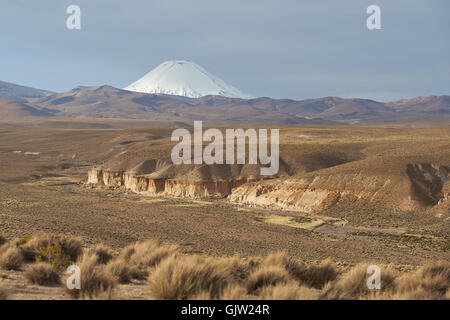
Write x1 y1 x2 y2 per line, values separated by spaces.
297 259 338 289
25 262 60 286
394 261 450 299
0 247 23 270
148 255 231 299
88 245 114 265
193 284 249 300
18 235 32 245
322 263 397 299
261 253 338 289
260 282 319 300
66 252 116 300
124 240 179 268
104 259 146 284
0 286 7 300
246 265 290 293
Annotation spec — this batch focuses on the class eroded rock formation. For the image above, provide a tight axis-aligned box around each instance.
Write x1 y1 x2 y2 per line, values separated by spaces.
406 163 449 206
87 166 257 198
87 162 449 214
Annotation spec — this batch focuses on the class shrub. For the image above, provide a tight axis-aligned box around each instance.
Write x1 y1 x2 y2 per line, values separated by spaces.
246 265 290 293
0 247 23 270
25 262 60 286
0 236 6 246
36 242 71 270
148 255 231 299
21 233 54 261
18 235 32 245
21 234 82 264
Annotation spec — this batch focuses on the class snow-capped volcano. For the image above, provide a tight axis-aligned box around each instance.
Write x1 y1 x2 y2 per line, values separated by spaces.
124 60 249 98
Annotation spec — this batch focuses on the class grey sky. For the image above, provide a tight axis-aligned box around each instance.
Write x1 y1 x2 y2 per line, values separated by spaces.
1 0 449 101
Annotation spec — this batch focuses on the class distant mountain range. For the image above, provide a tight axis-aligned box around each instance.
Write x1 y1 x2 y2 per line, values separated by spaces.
1 80 449 125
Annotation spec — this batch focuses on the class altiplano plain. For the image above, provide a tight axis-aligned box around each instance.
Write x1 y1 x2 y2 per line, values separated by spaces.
0 124 448 264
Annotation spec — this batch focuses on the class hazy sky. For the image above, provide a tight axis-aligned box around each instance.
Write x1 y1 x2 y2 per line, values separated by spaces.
1 0 449 101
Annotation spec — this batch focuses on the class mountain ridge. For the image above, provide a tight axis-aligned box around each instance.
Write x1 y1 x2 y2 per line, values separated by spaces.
0 80 53 102
1 80 449 125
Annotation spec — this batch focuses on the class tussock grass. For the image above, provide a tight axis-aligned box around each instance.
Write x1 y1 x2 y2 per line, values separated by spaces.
25 262 60 286
260 252 337 289
262 252 304 277
213 255 258 282
105 259 146 283
104 239 177 284
105 259 133 283
297 258 338 289
321 263 397 299
260 282 319 300
393 261 450 299
66 252 115 299
246 265 290 293
219 285 249 300
1 234 448 300
0 286 7 300
125 240 179 267
79 289 114 300
61 237 84 261
0 243 11 256
193 285 249 300
0 247 23 270
88 245 114 265
148 255 231 299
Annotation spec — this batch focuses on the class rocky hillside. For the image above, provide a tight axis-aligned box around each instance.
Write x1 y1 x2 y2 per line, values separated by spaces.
85 127 450 216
